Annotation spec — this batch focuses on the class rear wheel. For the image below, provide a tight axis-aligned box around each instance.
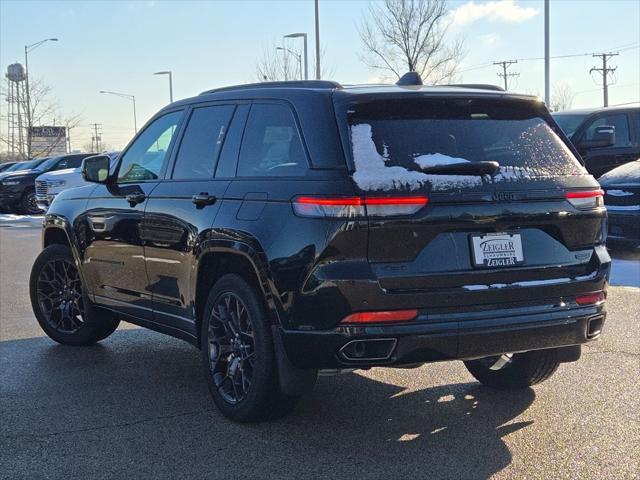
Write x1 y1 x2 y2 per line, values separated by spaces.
201 274 300 422
21 189 41 215
464 349 560 389
29 244 120 345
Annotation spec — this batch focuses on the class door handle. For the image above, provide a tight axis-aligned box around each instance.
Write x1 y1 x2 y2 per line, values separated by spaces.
192 193 217 208
125 192 146 206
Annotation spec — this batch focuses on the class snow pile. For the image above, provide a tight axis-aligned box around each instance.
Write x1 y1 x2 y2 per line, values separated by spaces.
599 160 640 186
413 153 469 169
350 124 482 191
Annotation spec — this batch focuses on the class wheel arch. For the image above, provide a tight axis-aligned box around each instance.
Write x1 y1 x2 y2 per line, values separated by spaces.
194 243 280 347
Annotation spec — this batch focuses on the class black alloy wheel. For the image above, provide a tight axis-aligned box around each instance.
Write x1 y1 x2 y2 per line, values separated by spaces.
22 191 42 215
36 257 85 334
207 292 255 404
29 244 120 345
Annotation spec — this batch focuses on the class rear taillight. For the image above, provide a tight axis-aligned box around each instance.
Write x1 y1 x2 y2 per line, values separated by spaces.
340 309 418 324
292 195 428 218
576 291 606 306
566 190 604 209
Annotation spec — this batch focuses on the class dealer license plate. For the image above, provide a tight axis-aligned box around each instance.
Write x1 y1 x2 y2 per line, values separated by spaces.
470 232 524 268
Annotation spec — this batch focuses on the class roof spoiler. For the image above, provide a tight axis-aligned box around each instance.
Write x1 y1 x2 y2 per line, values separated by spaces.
446 83 505 92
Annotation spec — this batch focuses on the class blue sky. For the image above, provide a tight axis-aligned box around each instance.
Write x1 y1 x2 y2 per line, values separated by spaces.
1 0 639 150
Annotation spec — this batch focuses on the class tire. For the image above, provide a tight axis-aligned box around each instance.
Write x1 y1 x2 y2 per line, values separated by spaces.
464 349 560 390
200 274 300 422
29 244 120 345
20 189 42 215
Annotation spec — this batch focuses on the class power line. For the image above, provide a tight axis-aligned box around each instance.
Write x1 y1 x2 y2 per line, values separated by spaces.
494 60 519 90
458 43 639 74
590 52 619 107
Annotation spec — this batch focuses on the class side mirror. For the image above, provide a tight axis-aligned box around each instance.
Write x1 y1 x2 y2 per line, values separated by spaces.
578 125 616 150
82 155 111 184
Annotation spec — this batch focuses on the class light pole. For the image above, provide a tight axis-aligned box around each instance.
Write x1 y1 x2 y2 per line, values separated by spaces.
276 47 303 80
284 33 308 80
99 90 137 134
154 70 173 103
24 37 58 157
314 0 320 79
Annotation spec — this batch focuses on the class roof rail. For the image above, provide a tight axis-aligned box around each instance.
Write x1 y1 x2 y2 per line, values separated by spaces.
200 80 342 95
445 83 505 92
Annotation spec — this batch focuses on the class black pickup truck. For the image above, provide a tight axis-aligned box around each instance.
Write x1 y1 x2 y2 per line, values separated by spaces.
553 105 640 178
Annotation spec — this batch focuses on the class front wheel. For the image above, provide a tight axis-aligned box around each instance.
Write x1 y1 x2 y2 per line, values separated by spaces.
29 244 120 345
201 274 300 422
21 189 42 215
464 349 560 390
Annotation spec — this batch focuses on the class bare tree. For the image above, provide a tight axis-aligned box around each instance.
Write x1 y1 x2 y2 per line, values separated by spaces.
0 76 82 158
256 42 301 82
551 83 575 112
358 0 464 83
255 42 333 82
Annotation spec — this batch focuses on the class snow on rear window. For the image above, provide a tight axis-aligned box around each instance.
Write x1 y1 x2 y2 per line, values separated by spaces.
348 99 586 192
351 123 482 191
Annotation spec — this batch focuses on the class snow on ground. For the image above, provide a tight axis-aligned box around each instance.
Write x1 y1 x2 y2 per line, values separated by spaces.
0 214 44 227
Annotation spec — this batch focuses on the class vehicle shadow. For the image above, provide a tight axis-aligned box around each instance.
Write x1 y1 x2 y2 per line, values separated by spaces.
1 329 536 479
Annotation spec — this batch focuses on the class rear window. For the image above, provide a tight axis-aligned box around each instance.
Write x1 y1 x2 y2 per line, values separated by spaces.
348 98 585 192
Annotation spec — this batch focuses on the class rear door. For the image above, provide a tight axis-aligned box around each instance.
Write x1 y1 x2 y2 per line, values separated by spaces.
339 95 605 307
143 103 236 331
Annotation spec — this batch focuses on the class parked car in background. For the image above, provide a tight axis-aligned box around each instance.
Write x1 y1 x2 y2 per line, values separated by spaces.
0 162 18 173
600 159 640 248
30 78 609 422
553 105 640 178
0 153 93 214
36 151 120 211
0 157 49 178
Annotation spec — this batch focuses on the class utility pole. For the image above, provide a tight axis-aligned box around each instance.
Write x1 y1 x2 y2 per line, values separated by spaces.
494 60 519 90
314 0 320 79
90 123 102 153
590 52 618 107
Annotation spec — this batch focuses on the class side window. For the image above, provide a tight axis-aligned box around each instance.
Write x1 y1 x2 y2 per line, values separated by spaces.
237 104 307 177
584 114 631 147
117 111 182 183
172 105 235 179
66 155 87 169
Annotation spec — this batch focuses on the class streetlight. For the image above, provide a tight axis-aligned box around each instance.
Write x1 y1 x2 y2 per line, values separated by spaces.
284 33 308 80
154 70 173 103
24 37 58 157
99 90 137 134
276 47 303 80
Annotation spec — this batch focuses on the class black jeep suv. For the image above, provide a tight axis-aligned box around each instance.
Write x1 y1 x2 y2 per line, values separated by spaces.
30 79 610 422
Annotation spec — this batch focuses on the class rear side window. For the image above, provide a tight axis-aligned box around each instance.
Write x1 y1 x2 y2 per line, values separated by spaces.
347 98 585 192
584 114 631 147
237 104 307 177
172 105 235 179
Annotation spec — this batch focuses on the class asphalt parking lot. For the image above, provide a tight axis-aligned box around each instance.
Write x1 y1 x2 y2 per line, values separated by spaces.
1 214 638 480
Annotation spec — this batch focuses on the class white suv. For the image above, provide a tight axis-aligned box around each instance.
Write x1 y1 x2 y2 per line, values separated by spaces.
35 152 119 211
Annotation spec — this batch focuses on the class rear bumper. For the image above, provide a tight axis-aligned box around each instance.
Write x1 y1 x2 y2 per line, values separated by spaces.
280 301 607 369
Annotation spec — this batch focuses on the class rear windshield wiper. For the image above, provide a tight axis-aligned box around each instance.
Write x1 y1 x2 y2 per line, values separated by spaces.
418 160 500 176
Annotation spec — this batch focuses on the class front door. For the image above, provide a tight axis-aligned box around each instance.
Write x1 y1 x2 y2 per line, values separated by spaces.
143 104 236 332
579 112 634 177
83 110 184 319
